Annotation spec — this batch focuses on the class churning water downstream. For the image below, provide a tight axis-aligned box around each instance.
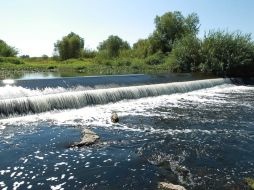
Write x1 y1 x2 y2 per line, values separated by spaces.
0 74 253 189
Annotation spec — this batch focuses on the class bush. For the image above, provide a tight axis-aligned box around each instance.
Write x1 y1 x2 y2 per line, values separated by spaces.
144 52 165 65
0 57 24 64
114 58 132 66
171 30 254 76
0 39 18 57
81 49 97 58
54 32 84 60
201 31 254 76
172 35 202 72
97 35 130 58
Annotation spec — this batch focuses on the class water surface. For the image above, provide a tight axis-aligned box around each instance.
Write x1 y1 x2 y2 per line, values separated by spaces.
0 75 253 190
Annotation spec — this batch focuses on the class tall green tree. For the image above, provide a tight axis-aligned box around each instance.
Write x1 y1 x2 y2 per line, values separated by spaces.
54 32 84 60
150 11 199 53
0 39 18 57
98 35 130 58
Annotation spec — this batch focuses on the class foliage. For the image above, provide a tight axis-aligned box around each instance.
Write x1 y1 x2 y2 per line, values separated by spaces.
97 35 130 58
172 34 202 72
81 49 97 58
54 32 84 60
201 31 254 76
2 11 254 77
150 11 199 53
144 52 165 65
171 30 254 76
0 57 24 64
0 39 18 57
132 39 151 58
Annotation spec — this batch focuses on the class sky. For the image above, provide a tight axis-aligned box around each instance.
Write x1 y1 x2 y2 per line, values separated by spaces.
1 0 254 57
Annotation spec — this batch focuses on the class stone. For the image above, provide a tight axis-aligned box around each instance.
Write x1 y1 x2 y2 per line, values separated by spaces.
158 182 186 190
71 129 100 147
111 112 119 123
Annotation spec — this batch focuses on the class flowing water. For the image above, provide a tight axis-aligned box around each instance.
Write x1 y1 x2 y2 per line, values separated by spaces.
0 74 253 190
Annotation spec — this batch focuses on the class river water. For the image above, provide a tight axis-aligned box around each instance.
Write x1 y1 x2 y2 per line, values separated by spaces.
0 74 253 190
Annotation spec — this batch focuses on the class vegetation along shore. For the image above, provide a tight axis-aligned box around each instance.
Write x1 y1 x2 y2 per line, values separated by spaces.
1 11 254 78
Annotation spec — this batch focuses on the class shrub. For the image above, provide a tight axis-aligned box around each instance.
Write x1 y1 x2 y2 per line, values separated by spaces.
0 39 18 57
114 59 132 66
144 52 165 65
172 34 202 72
201 31 254 76
171 30 254 76
0 57 24 64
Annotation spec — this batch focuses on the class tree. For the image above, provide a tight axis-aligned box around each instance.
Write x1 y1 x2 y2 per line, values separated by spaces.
150 11 200 53
54 32 84 60
98 35 130 58
0 39 18 57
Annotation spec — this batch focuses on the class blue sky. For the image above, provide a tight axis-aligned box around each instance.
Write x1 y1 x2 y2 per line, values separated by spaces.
1 0 254 56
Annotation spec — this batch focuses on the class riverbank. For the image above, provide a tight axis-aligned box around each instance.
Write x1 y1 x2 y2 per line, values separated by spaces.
0 57 174 79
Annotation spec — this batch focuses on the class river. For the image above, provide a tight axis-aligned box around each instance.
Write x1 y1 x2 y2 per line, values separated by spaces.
0 74 253 189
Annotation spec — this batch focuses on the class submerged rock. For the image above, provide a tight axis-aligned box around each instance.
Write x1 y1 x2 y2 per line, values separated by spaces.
158 182 186 190
111 112 119 123
71 129 100 147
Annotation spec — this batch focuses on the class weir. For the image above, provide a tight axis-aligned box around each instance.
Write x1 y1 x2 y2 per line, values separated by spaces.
0 78 231 118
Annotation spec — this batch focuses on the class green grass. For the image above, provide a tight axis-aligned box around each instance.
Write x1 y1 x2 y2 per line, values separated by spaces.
0 56 175 78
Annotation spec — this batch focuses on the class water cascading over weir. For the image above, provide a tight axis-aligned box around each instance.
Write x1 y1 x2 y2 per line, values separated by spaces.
0 75 232 118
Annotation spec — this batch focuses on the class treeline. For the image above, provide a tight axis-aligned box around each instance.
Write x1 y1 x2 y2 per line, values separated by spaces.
1 11 254 76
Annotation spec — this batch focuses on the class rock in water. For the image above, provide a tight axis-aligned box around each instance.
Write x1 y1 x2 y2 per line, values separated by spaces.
71 129 100 147
158 182 186 190
111 112 119 123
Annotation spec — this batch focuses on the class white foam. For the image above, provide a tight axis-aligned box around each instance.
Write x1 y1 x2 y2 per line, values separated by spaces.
50 182 66 190
46 177 58 181
0 125 5 130
0 83 253 135
55 162 68 167
13 181 24 190
35 156 44 160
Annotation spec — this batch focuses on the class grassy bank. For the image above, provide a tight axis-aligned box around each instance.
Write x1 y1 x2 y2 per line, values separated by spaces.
0 56 175 79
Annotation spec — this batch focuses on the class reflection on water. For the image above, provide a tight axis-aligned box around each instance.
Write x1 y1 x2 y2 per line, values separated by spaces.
0 71 216 80
0 71 60 80
19 72 61 80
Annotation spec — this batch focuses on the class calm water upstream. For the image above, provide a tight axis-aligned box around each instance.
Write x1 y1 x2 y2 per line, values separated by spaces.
0 74 253 190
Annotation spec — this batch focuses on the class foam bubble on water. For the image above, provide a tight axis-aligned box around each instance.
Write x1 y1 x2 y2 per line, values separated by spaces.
0 181 6 187
55 162 68 167
46 177 58 181
0 170 10 175
61 174 66 179
13 181 24 190
50 182 66 190
16 172 23 177
103 159 112 163
35 156 44 160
